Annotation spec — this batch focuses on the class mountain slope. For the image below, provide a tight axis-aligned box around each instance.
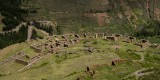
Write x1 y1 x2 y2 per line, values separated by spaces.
23 0 160 34
0 35 159 80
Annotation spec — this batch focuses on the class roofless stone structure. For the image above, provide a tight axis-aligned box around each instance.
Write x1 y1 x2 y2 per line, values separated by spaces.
0 33 151 72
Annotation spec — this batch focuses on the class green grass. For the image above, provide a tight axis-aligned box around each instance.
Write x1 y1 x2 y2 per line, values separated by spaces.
139 68 160 80
0 42 30 62
23 47 38 57
91 62 141 80
0 38 159 80
34 28 49 39
115 50 141 60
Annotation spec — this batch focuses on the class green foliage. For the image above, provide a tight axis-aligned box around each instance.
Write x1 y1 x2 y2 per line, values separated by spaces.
56 26 62 35
0 0 28 31
135 20 160 37
0 26 37 49
2 17 20 31
34 22 54 35
146 37 160 43
0 26 27 49
32 29 38 39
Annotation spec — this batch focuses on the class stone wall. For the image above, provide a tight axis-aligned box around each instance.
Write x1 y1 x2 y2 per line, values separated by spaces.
15 59 29 65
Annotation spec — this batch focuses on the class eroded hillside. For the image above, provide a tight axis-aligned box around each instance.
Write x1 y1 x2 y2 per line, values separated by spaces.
23 0 160 33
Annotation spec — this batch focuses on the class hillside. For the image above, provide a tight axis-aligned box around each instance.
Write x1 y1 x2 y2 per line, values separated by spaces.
0 0 160 49
0 1 160 80
0 33 160 80
24 0 160 34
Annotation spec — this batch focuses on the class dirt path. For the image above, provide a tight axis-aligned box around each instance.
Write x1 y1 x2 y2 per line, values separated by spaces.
0 22 27 34
122 67 154 80
123 52 153 80
27 26 33 41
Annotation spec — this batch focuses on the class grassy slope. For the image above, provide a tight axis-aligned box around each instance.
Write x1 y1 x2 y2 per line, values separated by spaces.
25 0 158 34
0 38 159 80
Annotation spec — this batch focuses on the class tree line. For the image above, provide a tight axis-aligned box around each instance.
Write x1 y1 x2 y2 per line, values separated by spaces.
0 25 37 49
0 0 28 31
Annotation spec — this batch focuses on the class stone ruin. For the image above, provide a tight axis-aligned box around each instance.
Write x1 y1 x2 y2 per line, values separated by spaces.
83 33 87 38
122 36 131 43
134 43 143 49
30 44 45 53
78 33 87 39
69 39 75 44
139 39 150 48
86 33 95 39
111 59 132 66
29 34 83 54
62 35 67 40
122 36 138 44
64 34 74 39
133 39 150 49
15 58 29 65
77 66 96 80
140 39 150 44
64 43 69 48
75 34 80 39
128 36 137 43
0 33 152 72
14 51 33 65
105 36 117 41
95 33 105 39
114 34 122 41
0 51 27 65
85 66 95 77
149 43 160 49
87 47 94 53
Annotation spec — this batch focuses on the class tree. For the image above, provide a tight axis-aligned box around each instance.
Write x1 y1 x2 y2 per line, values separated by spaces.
0 0 28 31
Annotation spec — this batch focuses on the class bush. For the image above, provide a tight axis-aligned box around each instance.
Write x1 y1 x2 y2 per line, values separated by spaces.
134 20 160 37
0 26 37 49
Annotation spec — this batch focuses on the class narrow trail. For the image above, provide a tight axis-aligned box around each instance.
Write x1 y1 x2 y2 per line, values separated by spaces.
27 26 33 41
122 67 154 80
123 51 154 79
0 22 27 34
